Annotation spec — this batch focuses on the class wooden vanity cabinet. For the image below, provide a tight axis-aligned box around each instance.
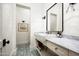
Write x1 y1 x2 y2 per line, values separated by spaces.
46 40 79 56
35 36 79 56
47 41 69 56
69 50 79 56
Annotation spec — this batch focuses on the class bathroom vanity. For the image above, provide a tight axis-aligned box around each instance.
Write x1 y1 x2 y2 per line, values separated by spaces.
34 32 79 56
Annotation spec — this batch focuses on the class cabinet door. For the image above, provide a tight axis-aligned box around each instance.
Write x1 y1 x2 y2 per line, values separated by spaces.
54 45 68 56
47 41 56 51
47 41 68 56
69 50 79 56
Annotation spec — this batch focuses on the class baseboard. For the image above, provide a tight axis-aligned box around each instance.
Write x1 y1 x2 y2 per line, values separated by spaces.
10 48 17 56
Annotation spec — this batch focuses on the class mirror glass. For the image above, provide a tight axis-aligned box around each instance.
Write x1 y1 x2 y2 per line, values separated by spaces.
46 3 63 33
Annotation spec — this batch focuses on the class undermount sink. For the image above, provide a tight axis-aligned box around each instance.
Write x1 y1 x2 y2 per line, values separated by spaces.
34 32 57 39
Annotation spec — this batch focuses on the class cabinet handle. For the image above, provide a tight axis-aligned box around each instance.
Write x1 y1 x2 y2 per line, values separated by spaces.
55 47 58 50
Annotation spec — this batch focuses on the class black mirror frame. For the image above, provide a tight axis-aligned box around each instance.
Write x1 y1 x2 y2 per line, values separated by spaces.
46 3 64 33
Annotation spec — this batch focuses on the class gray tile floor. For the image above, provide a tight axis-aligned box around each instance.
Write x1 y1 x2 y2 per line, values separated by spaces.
16 44 31 56
15 44 41 56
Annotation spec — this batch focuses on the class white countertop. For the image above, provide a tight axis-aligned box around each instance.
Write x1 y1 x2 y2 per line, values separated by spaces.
34 33 79 53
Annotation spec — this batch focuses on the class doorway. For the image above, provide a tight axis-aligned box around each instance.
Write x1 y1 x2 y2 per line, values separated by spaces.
16 4 31 56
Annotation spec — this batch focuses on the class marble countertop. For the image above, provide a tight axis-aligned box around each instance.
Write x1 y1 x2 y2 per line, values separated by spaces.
34 32 79 53
47 37 79 53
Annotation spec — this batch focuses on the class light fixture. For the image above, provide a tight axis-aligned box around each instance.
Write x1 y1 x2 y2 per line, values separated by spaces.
22 20 25 23
66 3 76 13
42 16 46 20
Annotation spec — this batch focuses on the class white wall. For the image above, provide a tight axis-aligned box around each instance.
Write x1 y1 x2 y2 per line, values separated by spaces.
16 5 30 45
30 3 45 48
63 3 79 36
41 3 54 31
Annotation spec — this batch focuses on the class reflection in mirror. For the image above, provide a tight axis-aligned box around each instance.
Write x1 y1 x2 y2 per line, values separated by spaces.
46 3 63 34
49 13 57 31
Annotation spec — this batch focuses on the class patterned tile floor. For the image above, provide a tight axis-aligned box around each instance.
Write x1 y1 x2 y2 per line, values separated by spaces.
16 44 31 56
15 44 40 56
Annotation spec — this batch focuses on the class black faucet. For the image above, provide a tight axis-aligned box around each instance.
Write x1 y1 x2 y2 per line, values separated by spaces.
56 31 62 38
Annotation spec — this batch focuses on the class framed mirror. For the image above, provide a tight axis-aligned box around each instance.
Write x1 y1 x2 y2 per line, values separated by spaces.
46 3 64 33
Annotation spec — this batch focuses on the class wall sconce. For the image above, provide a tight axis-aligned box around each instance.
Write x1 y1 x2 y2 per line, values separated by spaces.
42 16 46 20
22 20 25 23
66 3 76 13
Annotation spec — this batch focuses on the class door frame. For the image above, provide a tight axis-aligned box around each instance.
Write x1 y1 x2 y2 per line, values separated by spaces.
16 4 31 45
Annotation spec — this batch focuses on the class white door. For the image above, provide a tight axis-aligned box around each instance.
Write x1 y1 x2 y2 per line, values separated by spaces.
0 3 16 56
